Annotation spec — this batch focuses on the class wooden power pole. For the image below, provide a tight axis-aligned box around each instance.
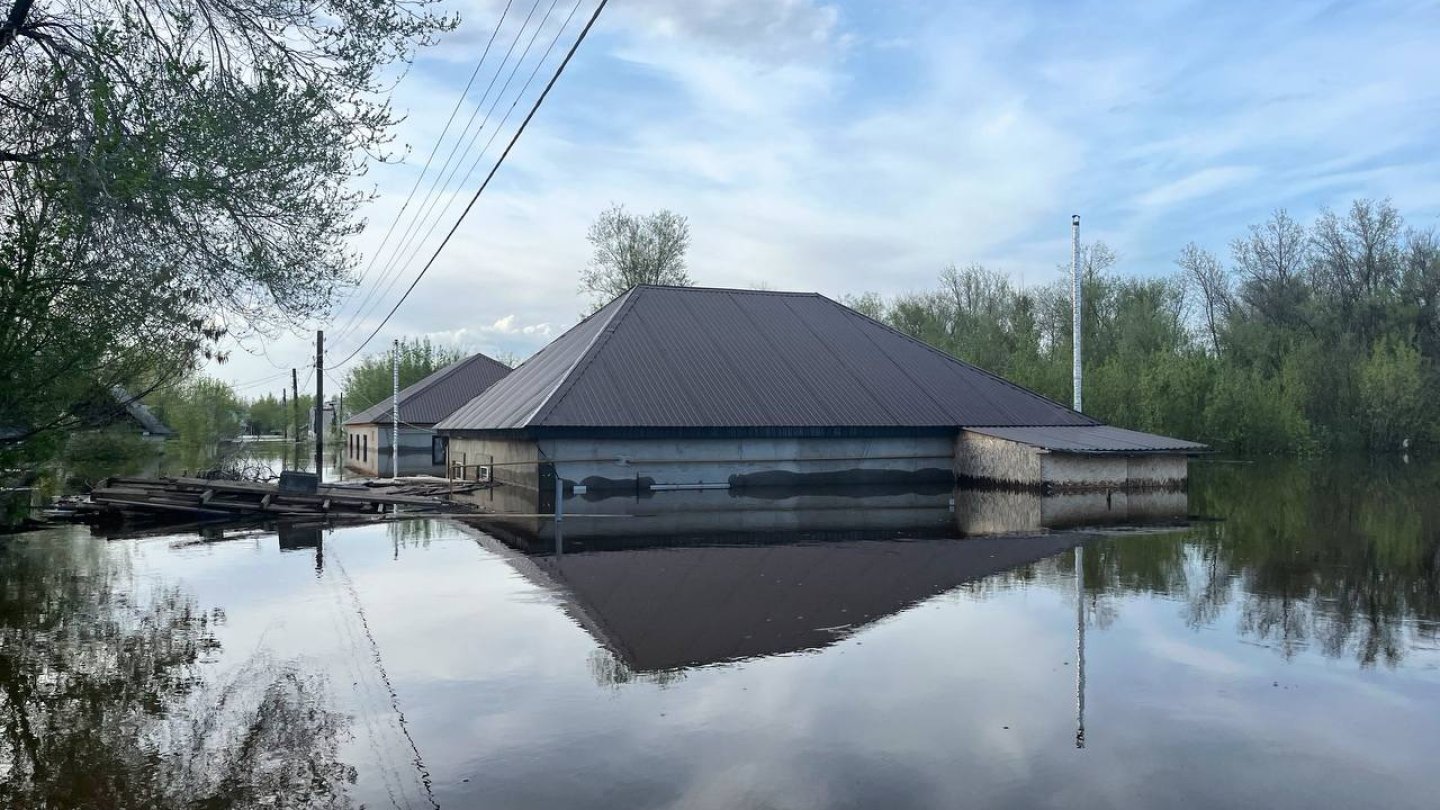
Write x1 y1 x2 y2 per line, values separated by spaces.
291 368 299 445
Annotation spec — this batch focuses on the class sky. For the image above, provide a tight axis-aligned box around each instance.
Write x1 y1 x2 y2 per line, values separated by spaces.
214 0 1440 394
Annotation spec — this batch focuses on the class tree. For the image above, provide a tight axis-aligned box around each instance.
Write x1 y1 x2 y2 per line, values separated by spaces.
339 338 465 420
1176 242 1232 355
0 0 454 459
244 394 288 436
1231 209 1309 327
580 204 692 311
851 203 1440 454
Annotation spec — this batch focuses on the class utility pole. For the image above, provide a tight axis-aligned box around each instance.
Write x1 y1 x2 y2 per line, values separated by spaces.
1071 214 1083 412
392 338 400 479
281 389 287 439
291 368 299 447
314 330 324 476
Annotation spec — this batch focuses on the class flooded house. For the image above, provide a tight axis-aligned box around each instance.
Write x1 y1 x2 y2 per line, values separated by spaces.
434 286 1204 502
343 352 510 477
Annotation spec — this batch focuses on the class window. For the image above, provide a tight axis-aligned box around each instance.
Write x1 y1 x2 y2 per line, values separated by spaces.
362 434 367 462
432 435 448 466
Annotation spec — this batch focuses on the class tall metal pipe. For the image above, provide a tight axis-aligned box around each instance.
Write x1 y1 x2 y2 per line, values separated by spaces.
391 338 399 479
1072 214 1083 412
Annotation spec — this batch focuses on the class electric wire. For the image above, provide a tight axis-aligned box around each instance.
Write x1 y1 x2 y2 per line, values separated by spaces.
328 0 518 331
326 0 609 369
336 0 575 350
331 0 550 345
331 0 565 352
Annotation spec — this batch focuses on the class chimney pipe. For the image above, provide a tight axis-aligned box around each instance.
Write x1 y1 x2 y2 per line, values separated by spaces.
1071 214 1083 413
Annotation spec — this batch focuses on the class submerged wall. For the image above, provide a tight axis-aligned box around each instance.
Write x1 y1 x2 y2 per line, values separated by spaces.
542 436 955 492
446 430 1188 506
342 425 438 477
446 436 540 491
955 430 1189 491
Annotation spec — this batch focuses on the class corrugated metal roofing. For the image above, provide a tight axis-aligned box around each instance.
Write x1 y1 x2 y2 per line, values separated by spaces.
113 386 174 436
437 286 1100 432
964 425 1208 453
345 352 511 426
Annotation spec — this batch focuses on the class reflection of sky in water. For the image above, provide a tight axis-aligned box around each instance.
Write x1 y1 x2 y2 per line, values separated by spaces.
18 459 1440 809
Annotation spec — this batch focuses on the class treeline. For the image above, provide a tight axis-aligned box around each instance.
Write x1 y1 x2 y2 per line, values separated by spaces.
148 380 313 441
849 199 1440 453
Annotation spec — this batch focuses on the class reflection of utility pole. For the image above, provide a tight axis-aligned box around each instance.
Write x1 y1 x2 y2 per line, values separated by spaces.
1076 544 1087 749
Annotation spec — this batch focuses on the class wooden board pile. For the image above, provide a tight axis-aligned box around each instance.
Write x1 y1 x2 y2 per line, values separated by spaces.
76 475 485 524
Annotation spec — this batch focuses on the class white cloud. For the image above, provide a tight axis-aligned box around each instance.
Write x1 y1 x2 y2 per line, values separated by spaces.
1137 166 1260 209
207 0 1440 388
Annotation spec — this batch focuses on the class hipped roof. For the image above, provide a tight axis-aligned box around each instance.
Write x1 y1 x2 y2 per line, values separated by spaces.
345 352 510 427
436 285 1098 433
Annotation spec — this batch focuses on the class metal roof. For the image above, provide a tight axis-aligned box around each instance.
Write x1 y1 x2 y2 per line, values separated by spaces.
112 386 174 436
964 425 1208 454
345 352 511 426
437 286 1099 432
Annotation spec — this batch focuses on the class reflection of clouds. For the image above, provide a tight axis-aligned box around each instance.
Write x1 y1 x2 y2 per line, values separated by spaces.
72 456 1440 809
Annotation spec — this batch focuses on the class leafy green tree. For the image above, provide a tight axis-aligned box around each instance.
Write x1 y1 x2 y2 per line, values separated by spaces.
244 394 289 436
0 0 454 459
580 204 692 312
1359 335 1435 450
851 198 1440 454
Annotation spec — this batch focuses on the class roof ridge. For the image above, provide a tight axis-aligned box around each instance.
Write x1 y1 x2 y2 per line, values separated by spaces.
817 293 1099 426
632 284 823 298
344 351 509 425
524 288 641 426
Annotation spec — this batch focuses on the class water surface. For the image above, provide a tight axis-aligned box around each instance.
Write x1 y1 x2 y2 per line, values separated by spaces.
2 459 1437 808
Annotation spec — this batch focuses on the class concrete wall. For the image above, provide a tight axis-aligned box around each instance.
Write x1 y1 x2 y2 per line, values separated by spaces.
343 424 440 477
543 436 955 491
446 436 540 490
956 430 1189 491
1125 455 1189 489
1041 453 1189 491
954 431 1043 487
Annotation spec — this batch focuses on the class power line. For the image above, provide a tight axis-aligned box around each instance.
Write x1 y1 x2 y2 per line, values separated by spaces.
340 0 577 350
332 0 566 351
328 0 518 331
326 0 609 369
332 0 549 345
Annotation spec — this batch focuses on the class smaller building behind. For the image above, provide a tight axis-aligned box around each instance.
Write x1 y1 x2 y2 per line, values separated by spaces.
343 352 510 477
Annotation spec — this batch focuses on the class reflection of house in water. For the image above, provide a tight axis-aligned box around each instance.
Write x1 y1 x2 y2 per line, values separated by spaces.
462 485 1184 674
468 522 1085 673
954 488 1189 534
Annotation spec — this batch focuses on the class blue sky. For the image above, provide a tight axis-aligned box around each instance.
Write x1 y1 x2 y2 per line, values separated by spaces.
217 0 1440 390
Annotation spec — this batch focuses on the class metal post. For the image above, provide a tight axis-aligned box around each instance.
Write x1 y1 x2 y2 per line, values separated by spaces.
1072 214 1083 412
554 469 564 556
391 338 399 479
314 330 324 476
554 471 564 523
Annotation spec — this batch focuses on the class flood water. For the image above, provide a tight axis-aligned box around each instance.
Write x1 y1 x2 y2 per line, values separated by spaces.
2 459 1438 809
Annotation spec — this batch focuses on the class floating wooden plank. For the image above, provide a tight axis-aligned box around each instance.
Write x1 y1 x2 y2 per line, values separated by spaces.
81 474 488 526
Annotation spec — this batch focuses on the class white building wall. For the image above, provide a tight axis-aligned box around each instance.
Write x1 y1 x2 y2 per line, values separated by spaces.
343 424 440 477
